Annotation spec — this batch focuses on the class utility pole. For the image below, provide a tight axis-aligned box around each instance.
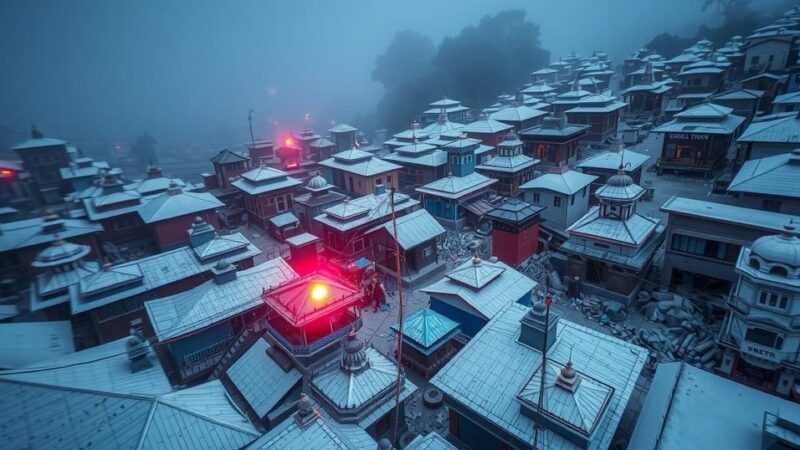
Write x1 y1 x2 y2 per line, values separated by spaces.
248 110 256 151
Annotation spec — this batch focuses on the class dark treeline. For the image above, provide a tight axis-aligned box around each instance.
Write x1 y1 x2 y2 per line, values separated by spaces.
371 10 549 133
645 0 790 58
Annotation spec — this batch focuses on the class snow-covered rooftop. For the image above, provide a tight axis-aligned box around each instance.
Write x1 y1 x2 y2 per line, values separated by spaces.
519 171 597 195
431 302 648 450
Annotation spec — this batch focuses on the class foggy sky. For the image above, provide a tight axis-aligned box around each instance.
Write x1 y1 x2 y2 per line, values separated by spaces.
0 0 779 153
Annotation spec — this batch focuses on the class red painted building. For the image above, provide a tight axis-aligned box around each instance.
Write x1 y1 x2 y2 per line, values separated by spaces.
564 94 627 144
231 165 303 228
209 149 250 191
461 113 513 147
487 198 544 266
137 183 224 251
519 115 589 168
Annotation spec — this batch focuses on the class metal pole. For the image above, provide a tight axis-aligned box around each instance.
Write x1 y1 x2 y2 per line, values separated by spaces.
533 295 552 450
248 110 256 161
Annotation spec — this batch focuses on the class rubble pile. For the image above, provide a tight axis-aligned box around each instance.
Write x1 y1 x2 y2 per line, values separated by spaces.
519 251 561 296
439 231 491 262
570 289 722 370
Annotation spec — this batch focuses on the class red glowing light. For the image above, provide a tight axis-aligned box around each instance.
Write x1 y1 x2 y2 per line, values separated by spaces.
310 282 329 303
0 169 15 179
284 138 294 146
544 296 552 306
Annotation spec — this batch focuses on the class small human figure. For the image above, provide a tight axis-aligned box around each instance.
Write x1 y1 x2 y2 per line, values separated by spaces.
371 277 385 313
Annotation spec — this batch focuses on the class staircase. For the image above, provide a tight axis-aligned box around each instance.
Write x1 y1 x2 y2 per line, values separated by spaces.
211 317 268 379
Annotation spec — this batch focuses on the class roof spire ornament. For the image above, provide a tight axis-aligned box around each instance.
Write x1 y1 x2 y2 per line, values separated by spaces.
340 330 369 373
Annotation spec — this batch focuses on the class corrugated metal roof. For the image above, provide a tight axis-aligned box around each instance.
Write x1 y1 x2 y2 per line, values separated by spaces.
653 106 745 135
520 171 597 195
0 217 102 253
0 337 172 395
712 89 765 101
285 232 319 247
423 105 470 115
773 91 800 105
661 196 796 232
11 137 67 151
431 302 648 450
329 123 357 133
312 347 397 409
486 198 545 224
415 172 497 199
211 149 249 164
429 97 462 107
390 308 459 349
628 362 800 450
319 154 401 177
406 432 457 450
420 258 536 320
728 150 800 198
577 150 650 171
377 209 445 250
490 105 548 122
517 360 613 436
247 409 375 449
226 338 301 417
461 117 513 134
0 321 74 369
0 379 258 449
568 207 659 246
129 177 187 196
159 379 258 434
146 258 298 340
71 232 261 314
422 120 464 136
269 211 299 228
310 137 336 148
737 112 800 143
138 190 223 224
476 154 538 173
314 192 419 232
383 149 448 168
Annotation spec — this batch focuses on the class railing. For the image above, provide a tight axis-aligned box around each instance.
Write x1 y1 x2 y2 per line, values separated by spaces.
179 337 235 379
265 317 363 356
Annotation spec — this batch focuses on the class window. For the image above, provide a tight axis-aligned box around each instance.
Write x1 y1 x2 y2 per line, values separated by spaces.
582 186 587 197
749 258 760 270
770 266 789 277
570 194 575 206
553 196 561 207
423 246 433 257
376 178 382 185
387 175 392 185
761 199 782 212
532 192 540 203
758 290 789 310
353 238 365 253
745 327 784 349
750 55 760 66
670 234 740 261
276 195 287 211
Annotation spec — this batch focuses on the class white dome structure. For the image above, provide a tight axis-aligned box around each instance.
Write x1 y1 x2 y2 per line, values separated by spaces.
748 224 800 279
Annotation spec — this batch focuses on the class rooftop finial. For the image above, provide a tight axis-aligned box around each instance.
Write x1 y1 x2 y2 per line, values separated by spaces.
556 359 580 392
340 330 369 373
31 124 44 139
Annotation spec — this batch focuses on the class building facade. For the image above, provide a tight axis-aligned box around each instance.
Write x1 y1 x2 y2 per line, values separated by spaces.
717 225 800 398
